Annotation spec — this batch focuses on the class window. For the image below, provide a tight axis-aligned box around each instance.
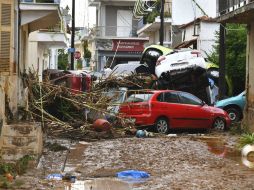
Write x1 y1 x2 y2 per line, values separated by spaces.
179 92 203 105
0 1 13 73
164 92 179 103
157 92 179 103
126 93 153 103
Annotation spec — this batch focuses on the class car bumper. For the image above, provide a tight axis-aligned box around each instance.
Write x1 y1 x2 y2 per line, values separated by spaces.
225 115 231 128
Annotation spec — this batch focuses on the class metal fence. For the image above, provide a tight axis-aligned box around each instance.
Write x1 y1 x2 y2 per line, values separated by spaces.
218 0 251 15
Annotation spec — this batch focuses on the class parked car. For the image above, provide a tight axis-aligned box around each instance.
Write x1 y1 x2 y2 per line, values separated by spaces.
215 91 246 122
43 69 93 93
119 90 231 134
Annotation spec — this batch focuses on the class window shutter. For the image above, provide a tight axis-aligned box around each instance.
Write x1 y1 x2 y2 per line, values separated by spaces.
0 1 13 73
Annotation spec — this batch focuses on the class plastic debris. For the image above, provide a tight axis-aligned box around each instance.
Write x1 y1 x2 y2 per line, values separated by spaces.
136 130 145 138
136 130 154 138
46 173 63 180
167 134 177 137
117 170 150 179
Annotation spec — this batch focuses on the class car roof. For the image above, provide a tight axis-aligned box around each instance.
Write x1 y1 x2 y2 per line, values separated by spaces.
129 90 178 94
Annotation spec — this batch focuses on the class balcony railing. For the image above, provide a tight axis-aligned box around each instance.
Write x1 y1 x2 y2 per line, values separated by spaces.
137 2 172 30
93 26 138 38
217 0 252 15
21 0 60 3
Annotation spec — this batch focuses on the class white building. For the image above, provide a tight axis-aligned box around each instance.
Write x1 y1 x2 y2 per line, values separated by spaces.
20 0 68 80
175 16 220 58
89 0 148 71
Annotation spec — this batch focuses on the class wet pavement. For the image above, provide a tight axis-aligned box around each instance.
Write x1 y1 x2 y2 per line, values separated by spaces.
6 132 254 190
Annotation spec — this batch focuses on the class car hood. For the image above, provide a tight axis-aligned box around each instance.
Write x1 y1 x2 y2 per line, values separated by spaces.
215 96 240 108
208 106 227 114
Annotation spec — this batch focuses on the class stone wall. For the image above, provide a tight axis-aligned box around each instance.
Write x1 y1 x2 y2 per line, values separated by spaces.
0 122 43 161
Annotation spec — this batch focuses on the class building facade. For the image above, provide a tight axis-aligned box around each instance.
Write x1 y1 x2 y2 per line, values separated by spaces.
217 0 254 131
88 0 148 71
136 0 172 47
175 16 220 58
0 0 68 124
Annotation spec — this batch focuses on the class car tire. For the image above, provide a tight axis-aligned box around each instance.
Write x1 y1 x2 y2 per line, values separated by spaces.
225 107 241 122
155 117 169 134
213 117 226 131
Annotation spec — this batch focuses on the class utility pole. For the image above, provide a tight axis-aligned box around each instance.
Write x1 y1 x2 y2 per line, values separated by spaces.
159 0 165 46
218 23 226 99
71 0 75 70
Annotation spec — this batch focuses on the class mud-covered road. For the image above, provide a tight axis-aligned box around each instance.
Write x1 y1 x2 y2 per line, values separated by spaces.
10 133 254 190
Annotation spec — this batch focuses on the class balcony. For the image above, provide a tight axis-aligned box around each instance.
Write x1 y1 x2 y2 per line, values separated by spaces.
92 26 138 38
217 0 254 23
21 0 60 3
137 1 172 32
20 0 62 32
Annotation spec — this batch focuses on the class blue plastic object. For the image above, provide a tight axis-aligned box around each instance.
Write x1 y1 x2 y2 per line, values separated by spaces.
46 173 63 180
136 130 145 138
117 170 150 179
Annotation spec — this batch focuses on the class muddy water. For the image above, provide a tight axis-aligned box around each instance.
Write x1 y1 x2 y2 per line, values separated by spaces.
198 136 254 169
64 178 130 190
64 142 89 173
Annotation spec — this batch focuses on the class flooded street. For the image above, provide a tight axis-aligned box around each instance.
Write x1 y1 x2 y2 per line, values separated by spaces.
10 132 254 190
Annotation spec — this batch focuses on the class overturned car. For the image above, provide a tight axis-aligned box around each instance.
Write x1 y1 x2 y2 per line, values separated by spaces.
135 46 218 105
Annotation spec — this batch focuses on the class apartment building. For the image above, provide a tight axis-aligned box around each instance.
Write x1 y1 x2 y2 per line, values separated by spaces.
88 0 148 71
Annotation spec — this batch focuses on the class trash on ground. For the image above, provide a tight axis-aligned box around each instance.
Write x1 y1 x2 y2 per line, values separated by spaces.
117 170 150 179
46 173 63 180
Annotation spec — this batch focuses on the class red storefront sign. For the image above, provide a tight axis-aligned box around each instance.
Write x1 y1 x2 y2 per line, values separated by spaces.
112 40 145 52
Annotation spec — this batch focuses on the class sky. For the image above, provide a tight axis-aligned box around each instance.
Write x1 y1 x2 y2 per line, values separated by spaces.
60 0 96 28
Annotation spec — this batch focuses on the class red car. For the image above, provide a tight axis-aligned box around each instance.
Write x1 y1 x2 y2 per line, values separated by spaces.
119 90 231 134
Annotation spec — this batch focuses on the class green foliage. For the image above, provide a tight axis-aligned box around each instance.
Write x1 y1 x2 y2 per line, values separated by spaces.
146 11 160 23
0 155 34 176
207 24 247 95
82 40 91 59
238 133 254 148
58 49 69 70
76 59 83 70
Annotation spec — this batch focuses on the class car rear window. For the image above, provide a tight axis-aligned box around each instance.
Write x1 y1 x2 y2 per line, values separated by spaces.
126 93 153 103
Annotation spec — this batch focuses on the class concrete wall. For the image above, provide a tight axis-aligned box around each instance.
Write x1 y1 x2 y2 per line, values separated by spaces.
244 22 254 132
0 76 18 124
182 21 219 58
0 122 43 161
199 22 220 57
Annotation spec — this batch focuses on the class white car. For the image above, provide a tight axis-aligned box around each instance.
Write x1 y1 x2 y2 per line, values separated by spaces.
155 49 207 78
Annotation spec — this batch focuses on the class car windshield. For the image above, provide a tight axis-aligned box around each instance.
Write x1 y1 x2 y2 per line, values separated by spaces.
126 93 153 103
103 89 127 104
110 64 140 76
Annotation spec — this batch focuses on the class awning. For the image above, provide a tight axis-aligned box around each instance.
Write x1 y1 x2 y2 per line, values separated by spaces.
29 30 68 48
20 3 61 32
174 38 197 49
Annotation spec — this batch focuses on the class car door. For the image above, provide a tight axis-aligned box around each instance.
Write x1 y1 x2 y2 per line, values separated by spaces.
155 92 188 128
178 92 212 128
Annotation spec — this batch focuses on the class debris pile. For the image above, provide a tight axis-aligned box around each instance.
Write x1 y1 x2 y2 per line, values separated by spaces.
21 72 138 140
94 73 154 91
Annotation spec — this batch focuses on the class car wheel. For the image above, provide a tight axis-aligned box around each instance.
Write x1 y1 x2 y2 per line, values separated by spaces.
155 117 169 134
213 117 226 131
225 107 241 122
